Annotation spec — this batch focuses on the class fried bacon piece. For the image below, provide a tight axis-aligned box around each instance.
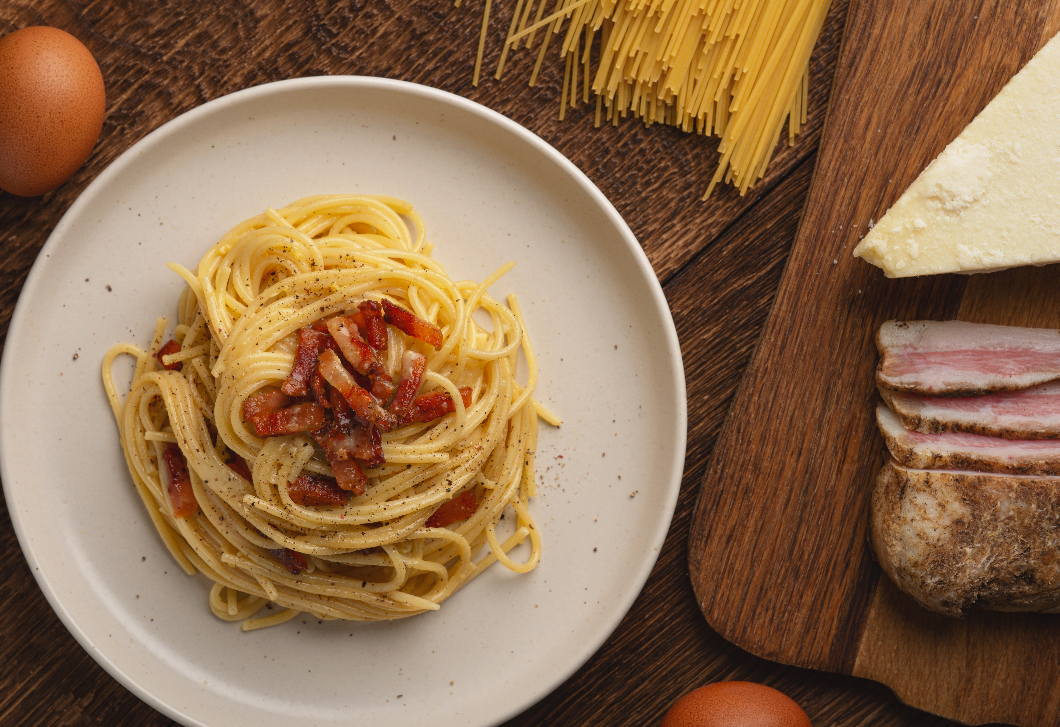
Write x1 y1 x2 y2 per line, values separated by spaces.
318 349 398 431
317 349 363 398
250 402 327 437
361 425 384 469
226 453 252 481
326 315 388 379
389 350 426 418
157 339 183 371
345 384 398 431
320 333 358 380
329 386 358 433
332 458 368 494
287 473 349 506
404 387 473 423
268 548 308 575
282 328 328 397
381 299 443 349
245 309 464 490
162 444 197 517
319 306 385 349
426 491 478 528
326 315 395 400
242 387 290 420
358 300 388 350
242 385 325 436
351 367 373 393
370 370 396 402
314 422 375 462
311 424 377 495
348 309 368 331
310 370 330 409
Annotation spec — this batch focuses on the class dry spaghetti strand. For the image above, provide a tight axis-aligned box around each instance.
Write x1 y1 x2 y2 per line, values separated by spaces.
466 0 832 198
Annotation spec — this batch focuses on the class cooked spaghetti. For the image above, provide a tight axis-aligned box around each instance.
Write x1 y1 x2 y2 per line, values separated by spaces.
103 195 559 630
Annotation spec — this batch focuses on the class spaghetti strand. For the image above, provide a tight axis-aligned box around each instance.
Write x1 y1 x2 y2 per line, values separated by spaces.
104 195 558 627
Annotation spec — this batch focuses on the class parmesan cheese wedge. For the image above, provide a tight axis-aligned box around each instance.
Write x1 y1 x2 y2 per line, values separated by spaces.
853 33 1060 277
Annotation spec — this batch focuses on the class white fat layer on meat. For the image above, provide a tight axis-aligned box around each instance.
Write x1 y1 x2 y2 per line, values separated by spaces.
872 462 1060 616
896 486 969 580
878 320 1060 353
877 320 1060 395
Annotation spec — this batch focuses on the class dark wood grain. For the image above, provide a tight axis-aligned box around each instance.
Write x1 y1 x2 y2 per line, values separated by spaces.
0 0 975 726
689 0 1060 724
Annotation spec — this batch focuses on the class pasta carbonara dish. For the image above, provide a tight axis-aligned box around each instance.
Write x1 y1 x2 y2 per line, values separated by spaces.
103 195 558 630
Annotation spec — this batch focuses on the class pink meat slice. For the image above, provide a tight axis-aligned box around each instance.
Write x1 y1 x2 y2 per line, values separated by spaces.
876 320 1060 396
881 381 1060 440
877 404 1060 476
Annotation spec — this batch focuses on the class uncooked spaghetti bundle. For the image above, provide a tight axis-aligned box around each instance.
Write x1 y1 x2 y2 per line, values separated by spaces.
465 0 832 198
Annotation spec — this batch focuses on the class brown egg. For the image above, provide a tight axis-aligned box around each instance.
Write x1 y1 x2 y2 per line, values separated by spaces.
0 26 105 197
661 682 812 727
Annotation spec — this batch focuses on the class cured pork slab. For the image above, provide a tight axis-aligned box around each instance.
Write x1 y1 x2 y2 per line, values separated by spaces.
876 320 1060 395
880 382 1060 440
877 404 1060 476
870 460 1060 617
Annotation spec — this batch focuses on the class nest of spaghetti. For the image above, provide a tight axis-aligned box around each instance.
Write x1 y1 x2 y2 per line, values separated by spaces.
104 195 558 630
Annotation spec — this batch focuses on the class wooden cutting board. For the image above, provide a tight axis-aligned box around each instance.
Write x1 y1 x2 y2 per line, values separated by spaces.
688 1 1060 725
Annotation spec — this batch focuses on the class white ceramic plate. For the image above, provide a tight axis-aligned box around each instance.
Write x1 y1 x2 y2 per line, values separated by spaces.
0 77 686 727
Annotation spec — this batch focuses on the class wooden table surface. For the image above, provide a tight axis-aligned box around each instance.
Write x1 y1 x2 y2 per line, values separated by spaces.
0 2 977 725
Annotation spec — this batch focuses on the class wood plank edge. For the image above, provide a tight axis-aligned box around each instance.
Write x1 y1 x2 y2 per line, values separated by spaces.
686 0 873 675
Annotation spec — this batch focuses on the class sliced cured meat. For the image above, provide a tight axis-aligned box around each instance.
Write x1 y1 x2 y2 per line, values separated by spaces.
322 320 395 408
329 386 358 433
881 382 1060 440
870 460 1060 617
369 369 396 402
876 320 1060 396
226 453 252 481
877 404 1060 476
314 423 376 463
309 370 330 409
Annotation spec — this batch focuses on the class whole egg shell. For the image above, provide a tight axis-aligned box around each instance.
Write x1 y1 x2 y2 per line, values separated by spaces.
0 26 106 197
661 681 812 727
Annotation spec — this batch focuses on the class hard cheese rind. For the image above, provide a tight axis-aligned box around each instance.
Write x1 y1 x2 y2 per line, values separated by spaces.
853 32 1060 277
